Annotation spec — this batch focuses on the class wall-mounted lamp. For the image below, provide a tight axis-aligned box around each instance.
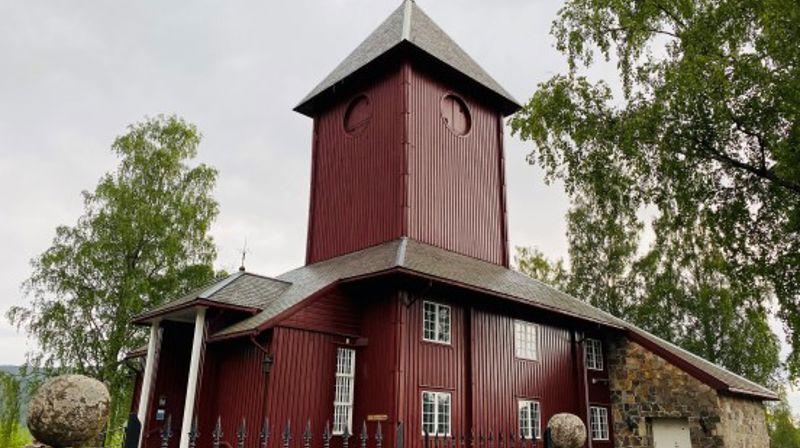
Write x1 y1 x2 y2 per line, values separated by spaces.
263 355 274 374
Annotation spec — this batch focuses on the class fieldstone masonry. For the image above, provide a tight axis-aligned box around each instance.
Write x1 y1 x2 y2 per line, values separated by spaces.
606 337 768 448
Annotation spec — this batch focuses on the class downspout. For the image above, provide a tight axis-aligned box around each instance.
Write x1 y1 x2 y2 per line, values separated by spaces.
579 332 592 448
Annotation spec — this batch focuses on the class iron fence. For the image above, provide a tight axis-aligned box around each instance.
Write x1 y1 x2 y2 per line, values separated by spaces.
121 414 552 448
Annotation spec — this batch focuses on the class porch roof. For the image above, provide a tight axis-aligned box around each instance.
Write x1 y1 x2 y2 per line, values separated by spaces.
132 271 290 324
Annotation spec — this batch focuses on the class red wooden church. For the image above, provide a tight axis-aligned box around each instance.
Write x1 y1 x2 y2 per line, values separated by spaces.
128 2 776 448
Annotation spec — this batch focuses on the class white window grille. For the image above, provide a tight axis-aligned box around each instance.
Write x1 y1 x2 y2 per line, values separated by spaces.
333 348 356 435
590 406 610 441
423 301 451 344
421 391 451 436
586 338 604 371
514 321 538 360
518 400 541 440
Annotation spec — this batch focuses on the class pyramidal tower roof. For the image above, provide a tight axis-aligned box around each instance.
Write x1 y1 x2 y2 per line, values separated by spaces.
295 0 521 116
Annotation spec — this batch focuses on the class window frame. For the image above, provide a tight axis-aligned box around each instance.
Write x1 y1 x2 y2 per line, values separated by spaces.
332 347 356 435
514 320 539 361
422 301 452 345
421 390 452 436
517 399 541 440
586 338 604 371
589 406 610 441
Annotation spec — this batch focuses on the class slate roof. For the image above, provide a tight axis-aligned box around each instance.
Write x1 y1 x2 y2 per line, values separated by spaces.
136 238 777 400
294 0 520 116
133 272 290 323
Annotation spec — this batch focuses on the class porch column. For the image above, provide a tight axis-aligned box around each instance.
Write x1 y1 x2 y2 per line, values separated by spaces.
179 307 206 448
137 319 161 448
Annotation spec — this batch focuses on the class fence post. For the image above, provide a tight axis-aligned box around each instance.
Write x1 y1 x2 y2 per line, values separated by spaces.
283 420 293 448
324 421 332 448
160 415 173 448
304 419 313 448
396 422 404 448
342 424 351 448
188 416 199 448
123 413 142 448
237 418 248 448
212 416 223 448
375 422 383 448
360 420 368 448
261 419 270 448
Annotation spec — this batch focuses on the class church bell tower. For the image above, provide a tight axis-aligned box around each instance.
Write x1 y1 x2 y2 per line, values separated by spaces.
295 0 520 267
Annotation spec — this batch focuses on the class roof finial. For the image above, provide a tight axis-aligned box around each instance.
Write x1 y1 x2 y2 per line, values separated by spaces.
238 239 248 272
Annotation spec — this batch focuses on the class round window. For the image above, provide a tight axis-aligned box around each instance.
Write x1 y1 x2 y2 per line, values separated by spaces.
440 94 471 136
343 95 372 135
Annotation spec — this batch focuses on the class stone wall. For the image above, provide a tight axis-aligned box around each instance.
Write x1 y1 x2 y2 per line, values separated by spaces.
606 337 768 448
718 396 768 448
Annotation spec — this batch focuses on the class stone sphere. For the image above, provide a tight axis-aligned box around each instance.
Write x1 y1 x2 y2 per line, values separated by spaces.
547 413 587 448
27 374 110 448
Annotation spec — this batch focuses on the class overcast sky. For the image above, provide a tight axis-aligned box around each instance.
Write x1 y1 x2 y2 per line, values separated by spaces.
0 0 796 412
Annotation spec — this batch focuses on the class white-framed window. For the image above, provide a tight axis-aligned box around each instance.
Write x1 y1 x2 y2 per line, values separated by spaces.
423 301 451 344
518 400 541 440
421 391 451 436
514 320 538 360
586 338 604 371
590 406 610 441
333 348 356 435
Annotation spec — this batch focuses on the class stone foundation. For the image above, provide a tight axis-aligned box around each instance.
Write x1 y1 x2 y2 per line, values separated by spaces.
606 337 768 448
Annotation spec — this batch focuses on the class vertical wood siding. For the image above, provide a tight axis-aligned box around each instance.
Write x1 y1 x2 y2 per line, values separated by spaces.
400 294 469 443
586 336 614 447
196 338 267 448
306 68 404 264
353 288 402 445
470 308 581 437
305 59 509 267
406 66 507 266
264 327 341 447
281 289 362 337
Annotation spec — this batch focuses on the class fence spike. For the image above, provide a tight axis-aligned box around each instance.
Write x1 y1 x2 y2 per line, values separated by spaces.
509 431 515 448
261 418 270 448
360 420 368 448
160 415 173 448
324 421 332 448
488 431 494 448
283 420 293 448
375 422 383 448
396 422 404 448
212 416 223 448
304 419 313 448
342 423 352 448
424 428 430 448
498 432 504 448
237 418 248 448
188 415 199 448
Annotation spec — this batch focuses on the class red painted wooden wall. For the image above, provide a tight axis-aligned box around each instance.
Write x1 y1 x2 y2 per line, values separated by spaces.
405 66 508 266
305 60 508 267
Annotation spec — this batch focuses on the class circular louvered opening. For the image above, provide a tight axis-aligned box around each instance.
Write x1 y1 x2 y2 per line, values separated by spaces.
440 94 471 136
343 95 372 135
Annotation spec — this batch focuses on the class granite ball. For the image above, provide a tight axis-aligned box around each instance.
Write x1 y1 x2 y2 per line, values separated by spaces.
547 413 587 448
27 374 110 448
